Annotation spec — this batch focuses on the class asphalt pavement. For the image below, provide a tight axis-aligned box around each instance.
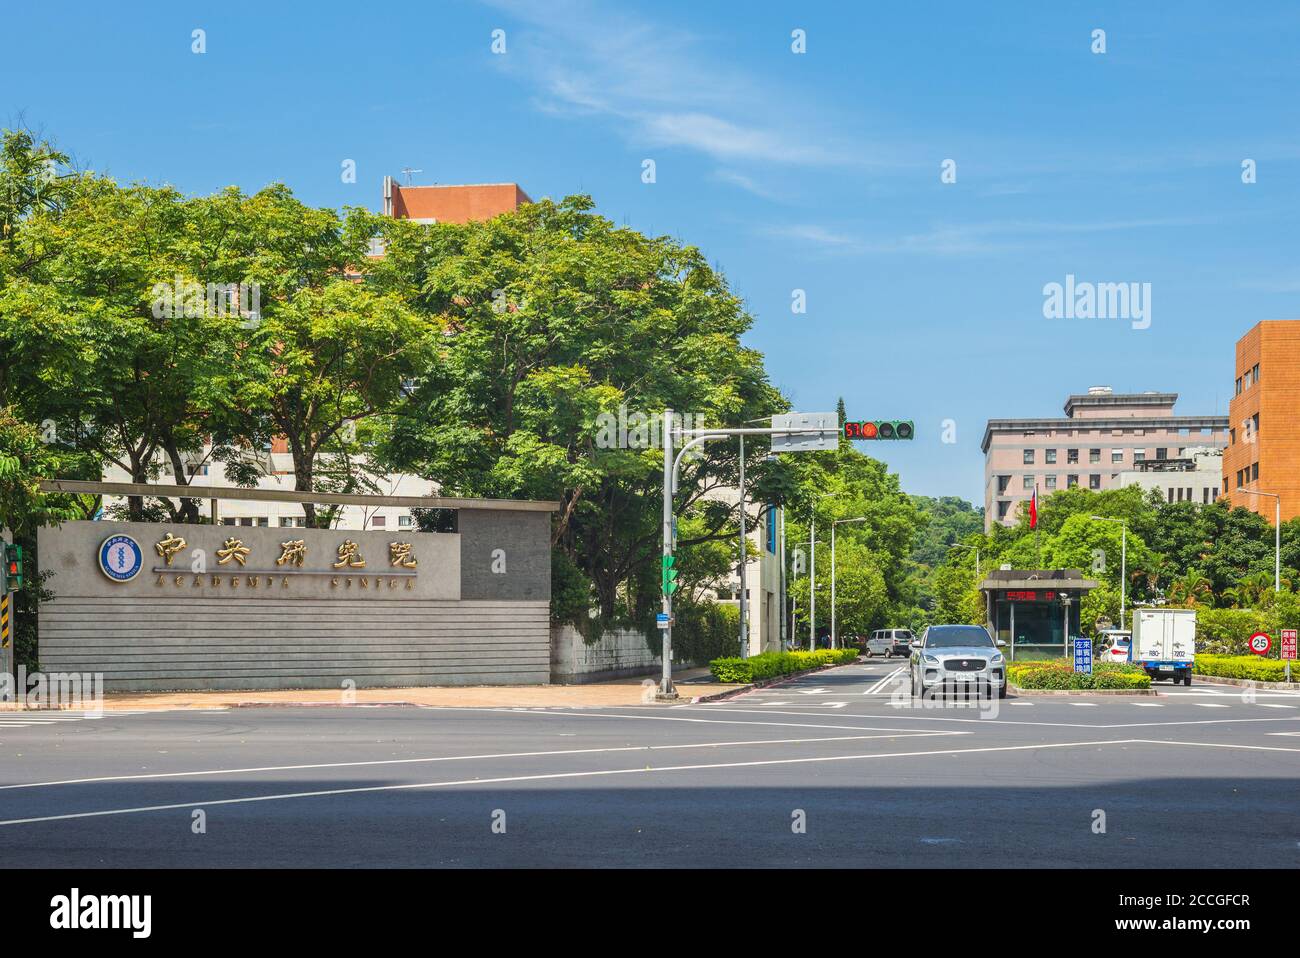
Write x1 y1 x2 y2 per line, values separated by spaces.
1 660 1297 868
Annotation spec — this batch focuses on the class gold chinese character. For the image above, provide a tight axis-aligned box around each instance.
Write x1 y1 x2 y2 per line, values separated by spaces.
155 532 187 566
216 537 251 566
389 541 417 569
277 539 307 567
332 539 366 569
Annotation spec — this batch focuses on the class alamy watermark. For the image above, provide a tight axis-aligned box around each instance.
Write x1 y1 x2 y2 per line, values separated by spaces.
1 666 104 714
1042 274 1151 330
151 275 261 327
595 405 708 450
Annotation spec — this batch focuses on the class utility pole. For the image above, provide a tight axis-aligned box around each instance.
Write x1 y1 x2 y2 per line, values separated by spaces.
1090 516 1127 628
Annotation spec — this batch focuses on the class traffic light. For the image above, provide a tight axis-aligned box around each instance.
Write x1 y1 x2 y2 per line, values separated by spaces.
661 554 679 596
844 420 914 440
4 543 22 592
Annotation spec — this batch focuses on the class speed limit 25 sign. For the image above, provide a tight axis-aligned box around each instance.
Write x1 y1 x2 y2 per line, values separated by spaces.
1248 631 1272 656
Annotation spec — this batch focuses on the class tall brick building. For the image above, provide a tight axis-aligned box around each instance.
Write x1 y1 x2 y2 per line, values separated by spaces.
1222 320 1300 523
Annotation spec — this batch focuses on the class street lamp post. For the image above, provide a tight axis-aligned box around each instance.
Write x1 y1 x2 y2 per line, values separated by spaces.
1243 488 1281 593
831 517 868 649
948 542 981 579
809 493 838 650
1090 516 1127 629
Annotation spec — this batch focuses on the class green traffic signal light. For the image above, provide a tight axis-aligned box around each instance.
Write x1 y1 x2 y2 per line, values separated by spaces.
661 554 679 596
4 543 22 592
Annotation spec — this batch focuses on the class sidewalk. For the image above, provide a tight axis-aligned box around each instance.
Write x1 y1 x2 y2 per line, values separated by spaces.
2 667 743 711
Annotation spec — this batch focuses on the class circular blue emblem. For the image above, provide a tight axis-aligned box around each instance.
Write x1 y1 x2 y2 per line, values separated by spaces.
99 535 144 582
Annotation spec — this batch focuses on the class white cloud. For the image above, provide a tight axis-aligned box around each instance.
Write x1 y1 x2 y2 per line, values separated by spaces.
480 0 857 169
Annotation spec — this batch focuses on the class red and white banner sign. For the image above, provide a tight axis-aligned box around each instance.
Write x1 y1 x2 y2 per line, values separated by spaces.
1281 629 1297 661
1249 631 1272 656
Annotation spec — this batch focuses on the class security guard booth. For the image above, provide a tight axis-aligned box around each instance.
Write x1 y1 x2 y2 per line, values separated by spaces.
978 569 1098 660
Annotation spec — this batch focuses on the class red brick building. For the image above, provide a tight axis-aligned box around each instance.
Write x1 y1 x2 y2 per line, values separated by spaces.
382 176 531 223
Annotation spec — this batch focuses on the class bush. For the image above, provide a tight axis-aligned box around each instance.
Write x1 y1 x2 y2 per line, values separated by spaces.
709 648 858 684
1194 654 1296 683
1194 607 1275 655
1008 658 1151 691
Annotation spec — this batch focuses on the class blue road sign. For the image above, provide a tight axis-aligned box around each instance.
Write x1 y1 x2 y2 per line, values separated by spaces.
1073 636 1093 674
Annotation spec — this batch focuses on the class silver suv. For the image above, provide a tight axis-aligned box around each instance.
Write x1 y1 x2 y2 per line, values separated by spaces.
910 624 1007 699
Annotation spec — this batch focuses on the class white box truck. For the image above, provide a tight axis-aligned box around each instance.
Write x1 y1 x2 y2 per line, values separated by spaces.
1130 608 1196 685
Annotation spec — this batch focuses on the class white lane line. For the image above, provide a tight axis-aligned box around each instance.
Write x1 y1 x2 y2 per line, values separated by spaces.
1135 738 1300 754
0 730 969 792
0 738 1146 827
1069 703 1098 708
481 708 954 734
675 705 1300 730
1195 704 1232 709
1132 703 1164 707
1258 704 1296 709
865 668 905 695
1268 731 1300 737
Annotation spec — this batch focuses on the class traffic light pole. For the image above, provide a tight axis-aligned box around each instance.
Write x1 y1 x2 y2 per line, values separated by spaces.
660 410 676 698
659 420 836 698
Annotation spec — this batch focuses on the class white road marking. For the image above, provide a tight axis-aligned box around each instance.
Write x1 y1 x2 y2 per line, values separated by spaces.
0 738 1151 827
0 730 969 792
1195 704 1231 709
865 668 905 694
1131 703 1163 707
1069 703 1098 708
1136 738 1300 754
677 704 1300 730
1258 704 1296 709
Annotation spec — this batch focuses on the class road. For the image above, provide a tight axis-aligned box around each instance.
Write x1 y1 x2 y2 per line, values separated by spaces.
1 660 1297 868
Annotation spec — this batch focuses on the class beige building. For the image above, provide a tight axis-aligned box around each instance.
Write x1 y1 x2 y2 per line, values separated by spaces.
1116 447 1223 506
981 386 1227 529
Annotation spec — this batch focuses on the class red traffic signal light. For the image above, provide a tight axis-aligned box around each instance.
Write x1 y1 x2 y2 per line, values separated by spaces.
843 420 914 441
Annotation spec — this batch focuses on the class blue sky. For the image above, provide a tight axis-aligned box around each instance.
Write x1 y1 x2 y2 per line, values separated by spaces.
7 1 1300 505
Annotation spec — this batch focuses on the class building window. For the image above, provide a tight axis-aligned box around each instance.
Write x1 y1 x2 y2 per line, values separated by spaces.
997 475 1010 494
399 515 413 528
1045 475 1057 490
1134 450 1146 462
371 515 386 528
1177 447 1185 457
1023 449 1035 464
1253 362 1260 383
1067 448 1079 464
1235 377 1242 395
1111 449 1124 464
1156 448 1167 460
1230 428 1236 445
1169 488 1176 503
1067 474 1079 488
1089 449 1101 463
998 501 1010 520
1186 487 1193 501
1236 470 1244 489
1252 462 1259 482
1045 449 1057 464
1022 475 1035 490
1089 474 1101 490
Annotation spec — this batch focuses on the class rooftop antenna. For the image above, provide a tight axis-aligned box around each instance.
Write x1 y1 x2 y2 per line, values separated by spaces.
400 167 423 186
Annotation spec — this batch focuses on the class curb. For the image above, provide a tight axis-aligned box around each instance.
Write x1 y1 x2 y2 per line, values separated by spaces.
687 660 862 704
1188 674 1299 691
1009 686 1158 696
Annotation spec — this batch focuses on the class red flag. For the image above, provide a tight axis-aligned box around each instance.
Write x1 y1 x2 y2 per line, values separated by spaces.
1029 487 1038 530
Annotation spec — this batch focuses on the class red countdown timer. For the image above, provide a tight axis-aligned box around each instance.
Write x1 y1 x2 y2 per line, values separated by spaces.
844 420 914 440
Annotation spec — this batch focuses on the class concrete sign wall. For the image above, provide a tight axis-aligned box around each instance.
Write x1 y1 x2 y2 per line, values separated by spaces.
39 517 551 691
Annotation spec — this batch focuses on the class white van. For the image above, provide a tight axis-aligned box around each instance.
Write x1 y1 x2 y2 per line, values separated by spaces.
1131 608 1196 685
866 629 914 658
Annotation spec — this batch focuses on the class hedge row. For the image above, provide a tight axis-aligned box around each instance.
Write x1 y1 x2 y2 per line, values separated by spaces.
709 648 859 684
1007 659 1152 691
1193 654 1296 683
